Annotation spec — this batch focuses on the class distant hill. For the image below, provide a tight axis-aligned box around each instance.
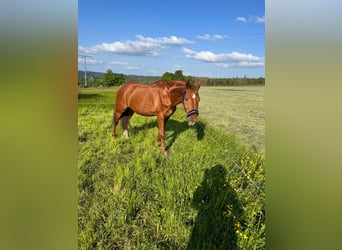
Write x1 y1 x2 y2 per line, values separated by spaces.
78 70 104 78
78 71 265 86
78 71 161 83
123 75 161 83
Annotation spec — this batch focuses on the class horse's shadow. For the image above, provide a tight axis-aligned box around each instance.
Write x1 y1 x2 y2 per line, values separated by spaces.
165 119 205 151
131 118 206 151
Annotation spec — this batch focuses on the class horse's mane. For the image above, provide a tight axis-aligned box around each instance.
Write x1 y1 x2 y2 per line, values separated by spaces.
152 79 185 89
152 80 186 104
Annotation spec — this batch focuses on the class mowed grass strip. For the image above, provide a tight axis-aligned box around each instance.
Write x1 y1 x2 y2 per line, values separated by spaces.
198 86 265 154
78 88 265 249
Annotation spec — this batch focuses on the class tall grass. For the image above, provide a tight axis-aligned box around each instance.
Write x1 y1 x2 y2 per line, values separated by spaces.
78 88 265 249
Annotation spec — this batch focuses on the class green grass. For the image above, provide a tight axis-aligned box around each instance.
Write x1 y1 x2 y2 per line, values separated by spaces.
198 86 265 154
78 87 265 249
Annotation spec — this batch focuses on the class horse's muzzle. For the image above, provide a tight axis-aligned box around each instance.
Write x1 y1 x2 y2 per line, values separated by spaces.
186 110 199 126
188 119 196 126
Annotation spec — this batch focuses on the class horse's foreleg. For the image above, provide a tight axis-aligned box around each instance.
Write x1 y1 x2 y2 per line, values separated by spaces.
112 109 119 138
112 106 125 138
157 115 168 156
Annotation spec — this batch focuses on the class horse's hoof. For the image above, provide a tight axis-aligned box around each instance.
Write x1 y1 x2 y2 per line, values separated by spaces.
163 150 169 157
123 130 129 138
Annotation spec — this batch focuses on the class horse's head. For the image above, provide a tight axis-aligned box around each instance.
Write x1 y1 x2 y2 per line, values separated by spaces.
182 80 201 126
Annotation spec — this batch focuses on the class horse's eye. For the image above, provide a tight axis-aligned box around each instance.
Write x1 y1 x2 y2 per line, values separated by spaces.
185 98 188 101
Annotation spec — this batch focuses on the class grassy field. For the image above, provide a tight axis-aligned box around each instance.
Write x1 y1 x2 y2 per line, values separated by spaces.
198 86 265 154
78 87 265 249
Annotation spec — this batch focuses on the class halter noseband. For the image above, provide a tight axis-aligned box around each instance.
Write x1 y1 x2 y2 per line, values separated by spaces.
182 91 199 118
186 109 199 118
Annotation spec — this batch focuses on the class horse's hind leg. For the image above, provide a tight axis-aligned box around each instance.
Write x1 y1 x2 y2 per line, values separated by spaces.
112 108 121 138
121 116 130 138
120 109 134 138
112 105 126 138
112 106 134 138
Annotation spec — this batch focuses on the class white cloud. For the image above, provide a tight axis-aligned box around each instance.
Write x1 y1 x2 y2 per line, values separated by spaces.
236 17 248 23
108 61 141 70
78 57 103 64
135 35 193 46
108 61 128 66
78 35 193 56
182 48 264 68
197 34 230 41
124 65 141 70
78 40 162 56
254 16 265 23
237 15 265 24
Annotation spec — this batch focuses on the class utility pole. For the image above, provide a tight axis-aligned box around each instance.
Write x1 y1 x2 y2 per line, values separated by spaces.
79 55 91 87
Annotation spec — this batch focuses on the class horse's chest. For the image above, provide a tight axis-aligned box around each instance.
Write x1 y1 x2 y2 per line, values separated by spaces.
164 106 176 117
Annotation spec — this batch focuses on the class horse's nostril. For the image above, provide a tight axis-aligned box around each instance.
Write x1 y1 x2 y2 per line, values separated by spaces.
188 120 196 126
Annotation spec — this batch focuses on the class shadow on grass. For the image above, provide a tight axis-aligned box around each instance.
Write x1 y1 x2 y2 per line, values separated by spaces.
78 93 103 100
187 164 242 250
165 119 206 151
78 93 115 104
130 118 206 152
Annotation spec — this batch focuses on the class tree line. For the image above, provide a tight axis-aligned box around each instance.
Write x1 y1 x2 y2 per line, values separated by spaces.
78 69 125 87
78 69 264 87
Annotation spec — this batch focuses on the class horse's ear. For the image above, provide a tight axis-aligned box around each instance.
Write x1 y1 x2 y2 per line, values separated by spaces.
185 80 191 89
195 80 201 90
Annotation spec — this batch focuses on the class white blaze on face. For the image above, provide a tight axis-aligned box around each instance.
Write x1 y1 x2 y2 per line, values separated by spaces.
192 94 196 99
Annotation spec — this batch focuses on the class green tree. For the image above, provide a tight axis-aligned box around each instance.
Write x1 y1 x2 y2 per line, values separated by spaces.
102 69 116 87
114 73 125 86
174 70 185 80
102 69 126 87
161 71 174 80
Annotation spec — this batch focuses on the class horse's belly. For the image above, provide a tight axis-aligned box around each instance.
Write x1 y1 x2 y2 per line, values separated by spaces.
134 108 156 116
127 94 157 115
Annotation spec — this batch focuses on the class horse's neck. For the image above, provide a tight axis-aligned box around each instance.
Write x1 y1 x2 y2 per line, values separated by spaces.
168 84 185 105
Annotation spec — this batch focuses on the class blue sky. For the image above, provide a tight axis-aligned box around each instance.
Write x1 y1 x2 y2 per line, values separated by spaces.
78 0 264 78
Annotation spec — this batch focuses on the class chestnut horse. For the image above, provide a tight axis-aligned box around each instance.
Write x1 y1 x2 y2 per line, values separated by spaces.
112 79 201 156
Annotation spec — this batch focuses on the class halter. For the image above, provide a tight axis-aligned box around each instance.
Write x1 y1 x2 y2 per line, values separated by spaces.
182 90 199 118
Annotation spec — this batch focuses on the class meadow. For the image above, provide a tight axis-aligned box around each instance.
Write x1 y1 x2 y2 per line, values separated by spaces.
198 86 265 154
78 86 265 249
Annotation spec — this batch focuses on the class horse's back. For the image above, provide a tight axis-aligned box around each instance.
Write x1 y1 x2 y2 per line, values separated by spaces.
117 81 140 94
115 80 185 110
115 82 165 115
152 79 185 89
